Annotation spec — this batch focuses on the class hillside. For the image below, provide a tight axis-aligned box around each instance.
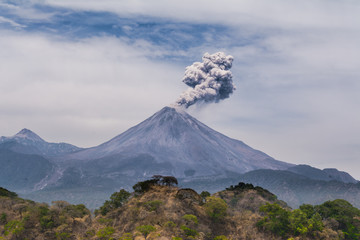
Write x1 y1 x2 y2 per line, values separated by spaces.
2 179 359 239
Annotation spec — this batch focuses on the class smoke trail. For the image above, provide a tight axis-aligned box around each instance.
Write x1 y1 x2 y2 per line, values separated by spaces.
176 52 236 108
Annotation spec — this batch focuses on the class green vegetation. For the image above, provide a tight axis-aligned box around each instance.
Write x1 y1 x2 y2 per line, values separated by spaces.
0 213 7 224
133 175 178 193
204 196 228 221
144 200 163 212
1 180 360 240
96 226 115 240
97 189 131 216
0 187 17 198
182 214 198 225
213 236 229 240
226 182 277 201
55 231 71 240
200 191 210 203
136 225 156 238
180 225 198 237
164 221 177 228
4 220 24 236
316 199 360 239
119 232 133 240
258 199 360 239
172 237 183 240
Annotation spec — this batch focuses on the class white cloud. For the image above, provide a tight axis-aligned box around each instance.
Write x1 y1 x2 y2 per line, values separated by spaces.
0 31 184 146
0 2 53 20
2 0 360 179
0 16 24 28
41 0 360 29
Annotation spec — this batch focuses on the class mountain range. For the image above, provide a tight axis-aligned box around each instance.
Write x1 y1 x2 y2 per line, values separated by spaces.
0 106 358 208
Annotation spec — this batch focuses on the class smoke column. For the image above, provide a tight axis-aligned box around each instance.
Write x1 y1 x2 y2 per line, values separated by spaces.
176 52 236 108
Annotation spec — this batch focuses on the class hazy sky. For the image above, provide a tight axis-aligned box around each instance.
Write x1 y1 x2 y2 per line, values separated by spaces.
1 0 360 179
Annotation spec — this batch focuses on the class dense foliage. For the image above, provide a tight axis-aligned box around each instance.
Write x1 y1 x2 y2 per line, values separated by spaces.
96 189 131 216
315 199 360 239
0 187 17 198
258 199 360 239
133 175 178 193
204 196 228 221
226 182 277 201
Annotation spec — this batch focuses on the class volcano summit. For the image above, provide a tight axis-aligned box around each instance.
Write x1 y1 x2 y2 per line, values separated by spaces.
64 106 293 178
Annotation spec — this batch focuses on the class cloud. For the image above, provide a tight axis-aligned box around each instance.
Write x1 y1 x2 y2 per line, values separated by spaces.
176 52 235 108
0 30 184 146
41 0 360 29
1 0 360 179
0 16 24 28
0 2 53 20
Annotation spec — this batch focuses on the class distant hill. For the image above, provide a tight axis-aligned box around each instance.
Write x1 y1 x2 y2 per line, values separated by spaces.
0 128 81 157
287 164 358 183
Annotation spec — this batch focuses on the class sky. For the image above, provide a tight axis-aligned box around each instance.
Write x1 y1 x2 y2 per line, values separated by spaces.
1 0 360 179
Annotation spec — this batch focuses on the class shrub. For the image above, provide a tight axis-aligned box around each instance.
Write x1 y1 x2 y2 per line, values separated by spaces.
85 229 95 237
119 233 133 240
40 215 54 229
55 232 71 240
136 225 156 238
204 197 228 221
144 200 163 212
213 236 229 240
182 214 198 225
0 213 7 224
96 226 115 240
164 221 177 228
4 220 24 236
0 187 17 198
97 217 113 225
180 225 198 237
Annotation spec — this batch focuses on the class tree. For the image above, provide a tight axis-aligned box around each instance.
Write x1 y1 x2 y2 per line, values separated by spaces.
133 179 158 193
257 203 290 237
315 199 360 239
204 197 228 221
161 176 178 186
98 189 131 215
200 191 210 203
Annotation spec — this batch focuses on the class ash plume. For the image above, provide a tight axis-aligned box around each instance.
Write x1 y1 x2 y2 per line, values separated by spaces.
175 52 236 108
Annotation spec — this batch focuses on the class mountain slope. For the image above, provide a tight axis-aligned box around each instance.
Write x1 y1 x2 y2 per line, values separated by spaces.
65 107 293 178
287 164 358 183
0 128 81 157
0 149 56 192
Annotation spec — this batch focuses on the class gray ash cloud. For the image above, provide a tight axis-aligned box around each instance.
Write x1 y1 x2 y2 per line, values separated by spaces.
176 52 236 108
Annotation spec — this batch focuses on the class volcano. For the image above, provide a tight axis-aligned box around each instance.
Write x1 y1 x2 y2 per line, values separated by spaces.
4 107 359 209
64 106 293 178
